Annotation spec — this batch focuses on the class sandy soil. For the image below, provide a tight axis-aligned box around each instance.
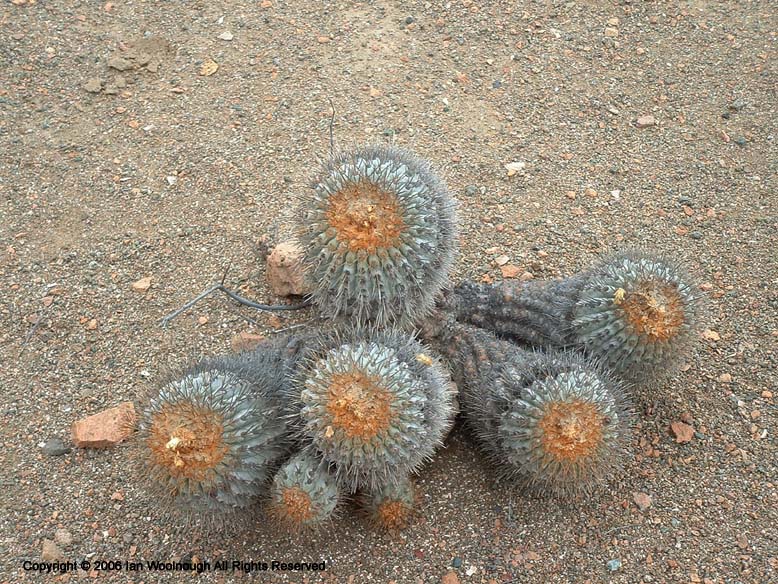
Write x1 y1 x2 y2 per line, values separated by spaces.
1 1 776 582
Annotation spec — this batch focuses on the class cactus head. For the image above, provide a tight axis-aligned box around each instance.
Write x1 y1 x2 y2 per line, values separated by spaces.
572 252 701 382
269 451 340 530
361 476 418 531
141 358 287 517
297 144 458 328
293 329 456 491
495 354 632 496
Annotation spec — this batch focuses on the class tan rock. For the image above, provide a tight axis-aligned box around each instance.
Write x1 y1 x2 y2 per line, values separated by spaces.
72 402 136 448
54 529 73 546
131 276 152 292
266 242 311 297
441 571 460 584
231 332 266 353
701 329 720 341
633 491 652 510
636 115 656 128
42 539 64 561
500 264 521 279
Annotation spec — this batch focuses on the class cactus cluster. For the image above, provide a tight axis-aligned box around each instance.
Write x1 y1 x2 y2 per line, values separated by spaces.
140 143 702 532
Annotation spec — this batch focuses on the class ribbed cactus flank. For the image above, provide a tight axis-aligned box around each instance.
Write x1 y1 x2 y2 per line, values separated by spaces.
141 353 289 515
450 251 700 382
422 320 632 496
296 144 458 329
291 329 456 491
361 475 417 531
269 451 340 530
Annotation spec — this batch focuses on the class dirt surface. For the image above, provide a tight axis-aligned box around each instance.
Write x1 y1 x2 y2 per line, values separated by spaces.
1 1 776 583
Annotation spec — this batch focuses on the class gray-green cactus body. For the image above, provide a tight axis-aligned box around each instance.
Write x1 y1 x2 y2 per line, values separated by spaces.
423 321 632 496
289 328 456 491
449 277 585 347
361 475 417 530
269 450 340 529
297 144 458 329
451 251 700 382
570 251 700 381
141 352 291 515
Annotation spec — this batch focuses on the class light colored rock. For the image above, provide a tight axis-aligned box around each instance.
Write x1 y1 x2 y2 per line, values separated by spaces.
633 491 652 510
54 529 73 547
83 78 102 93
504 161 525 176
72 402 136 448
636 115 656 128
266 242 311 297
41 539 64 561
107 56 132 71
131 276 152 292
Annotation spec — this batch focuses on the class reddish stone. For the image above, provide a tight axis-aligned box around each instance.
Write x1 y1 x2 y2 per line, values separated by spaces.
231 332 266 353
669 421 694 443
72 402 136 448
266 242 311 297
633 491 652 510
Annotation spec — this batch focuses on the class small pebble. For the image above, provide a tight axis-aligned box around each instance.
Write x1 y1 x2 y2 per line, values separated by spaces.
54 529 73 546
107 56 132 71
452 557 462 568
636 115 656 128
83 78 102 93
42 437 71 456
607 559 622 572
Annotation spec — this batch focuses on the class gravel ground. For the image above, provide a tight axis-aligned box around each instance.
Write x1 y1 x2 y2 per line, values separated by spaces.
1 1 776 583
